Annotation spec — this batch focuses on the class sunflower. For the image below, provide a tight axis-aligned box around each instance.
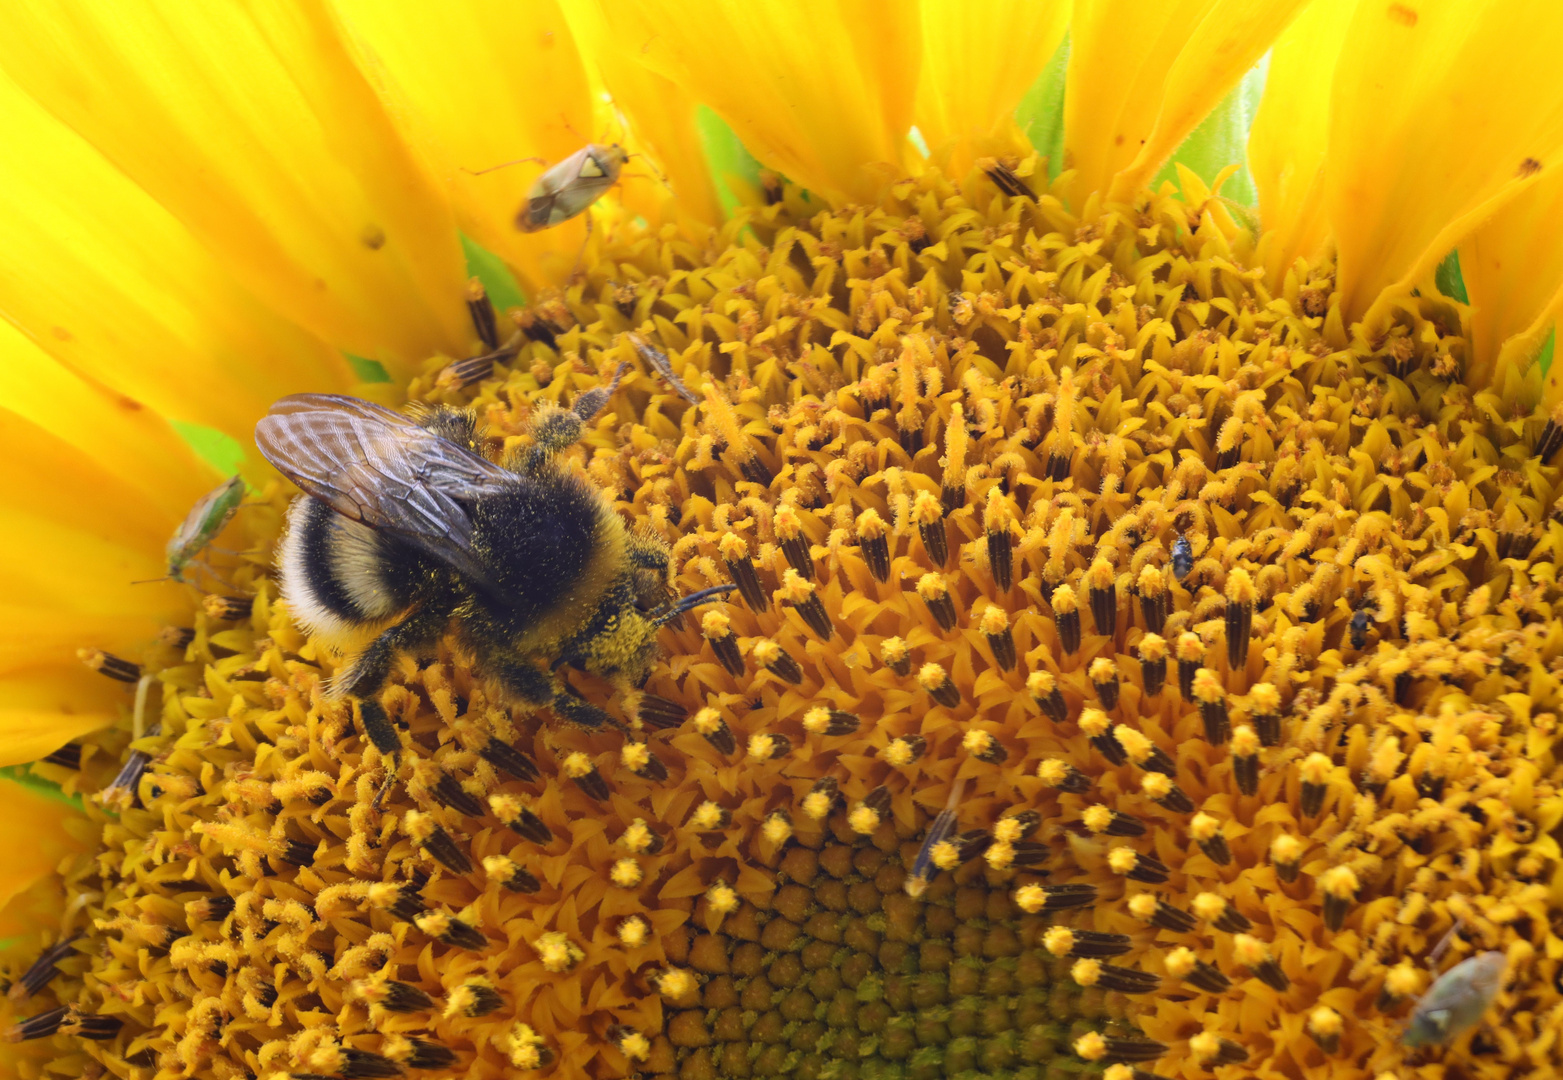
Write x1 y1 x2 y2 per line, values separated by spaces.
3 2 1563 1079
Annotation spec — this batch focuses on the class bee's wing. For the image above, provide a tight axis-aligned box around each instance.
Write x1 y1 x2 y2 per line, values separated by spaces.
256 394 515 588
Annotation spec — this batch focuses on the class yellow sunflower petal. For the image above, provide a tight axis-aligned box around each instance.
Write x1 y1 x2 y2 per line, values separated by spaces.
583 0 920 204
0 0 469 372
1067 0 1307 204
912 0 1070 172
5 324 217 526
0 645 147 768
1326 0 1563 319
1247 0 1355 284
1461 166 1563 390
0 779 84 914
563 3 722 228
335 0 609 291
0 68 353 443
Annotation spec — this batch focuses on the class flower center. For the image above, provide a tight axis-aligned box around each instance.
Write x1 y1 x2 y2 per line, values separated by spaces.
10 161 1561 1080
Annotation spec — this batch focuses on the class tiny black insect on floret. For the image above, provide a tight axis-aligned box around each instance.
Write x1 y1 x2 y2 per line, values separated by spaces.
1171 534 1194 580
257 359 734 808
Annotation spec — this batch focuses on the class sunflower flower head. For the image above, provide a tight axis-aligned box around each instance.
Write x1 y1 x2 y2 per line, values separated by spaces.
5 4 1563 1080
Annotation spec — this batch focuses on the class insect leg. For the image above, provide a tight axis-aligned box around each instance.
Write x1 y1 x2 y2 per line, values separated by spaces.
485 654 619 731
513 363 629 476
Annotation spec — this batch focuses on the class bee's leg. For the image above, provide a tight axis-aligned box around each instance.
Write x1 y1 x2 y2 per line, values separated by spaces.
484 654 620 731
338 605 449 808
512 363 630 477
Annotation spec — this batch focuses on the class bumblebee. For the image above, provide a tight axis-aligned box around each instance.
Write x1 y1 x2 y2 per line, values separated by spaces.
255 369 731 769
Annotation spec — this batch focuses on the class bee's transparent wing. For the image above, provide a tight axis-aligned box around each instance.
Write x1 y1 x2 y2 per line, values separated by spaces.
256 394 515 588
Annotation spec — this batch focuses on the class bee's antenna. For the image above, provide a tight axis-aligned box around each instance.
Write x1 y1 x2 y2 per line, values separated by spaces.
654 583 737 625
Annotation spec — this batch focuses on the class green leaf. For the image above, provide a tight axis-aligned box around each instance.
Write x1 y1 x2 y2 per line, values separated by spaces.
696 105 764 216
344 355 393 384
460 232 527 312
171 420 248 478
1434 249 1470 304
1539 326 1556 379
1153 57 1269 207
1015 32 1070 180
0 768 85 814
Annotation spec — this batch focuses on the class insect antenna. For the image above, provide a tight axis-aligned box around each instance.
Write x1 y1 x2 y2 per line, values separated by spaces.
652 584 737 627
461 156 547 177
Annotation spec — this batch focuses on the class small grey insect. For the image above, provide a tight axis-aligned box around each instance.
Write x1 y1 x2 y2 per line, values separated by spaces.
1170 534 1194 581
1403 951 1506 1047
1349 606 1372 649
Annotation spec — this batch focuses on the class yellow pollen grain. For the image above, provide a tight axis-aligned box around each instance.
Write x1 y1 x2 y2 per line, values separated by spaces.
1227 567 1256 604
1127 893 1159 920
848 805 881 834
912 490 942 525
931 840 961 870
1082 805 1115 833
1321 865 1359 898
1142 772 1173 799
1308 1006 1343 1038
1052 584 1078 614
1166 946 1199 978
1231 724 1260 756
1073 1031 1107 1061
620 742 652 772
1272 833 1303 864
1190 812 1222 842
1043 927 1076 956
1138 563 1165 596
916 573 949 602
962 728 994 754
617 917 649 949
619 1031 651 1061
1176 631 1204 662
692 707 724 734
562 751 595 779
1139 632 1168 661
1192 669 1225 705
802 791 834 820
402 809 437 843
656 968 696 1001
691 801 727 829
1078 708 1110 738
747 733 779 760
706 880 739 914
1107 847 1140 874
1104 1067 1136 1080
717 532 748 560
918 662 950 691
883 738 919 767
1026 670 1055 696
993 816 1024 843
856 507 886 539
533 932 583 973
984 841 1015 869
980 605 1009 635
1036 759 1070 785
1088 657 1116 683
752 639 782 665
1232 934 1270 967
1014 885 1048 914
621 818 655 852
506 1023 548 1069
1114 725 1152 760
1189 1032 1222 1062
611 858 643 887
701 609 732 639
1301 752 1333 785
1192 892 1229 921
761 812 793 845
879 636 908 665
1384 959 1422 997
1071 958 1103 987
